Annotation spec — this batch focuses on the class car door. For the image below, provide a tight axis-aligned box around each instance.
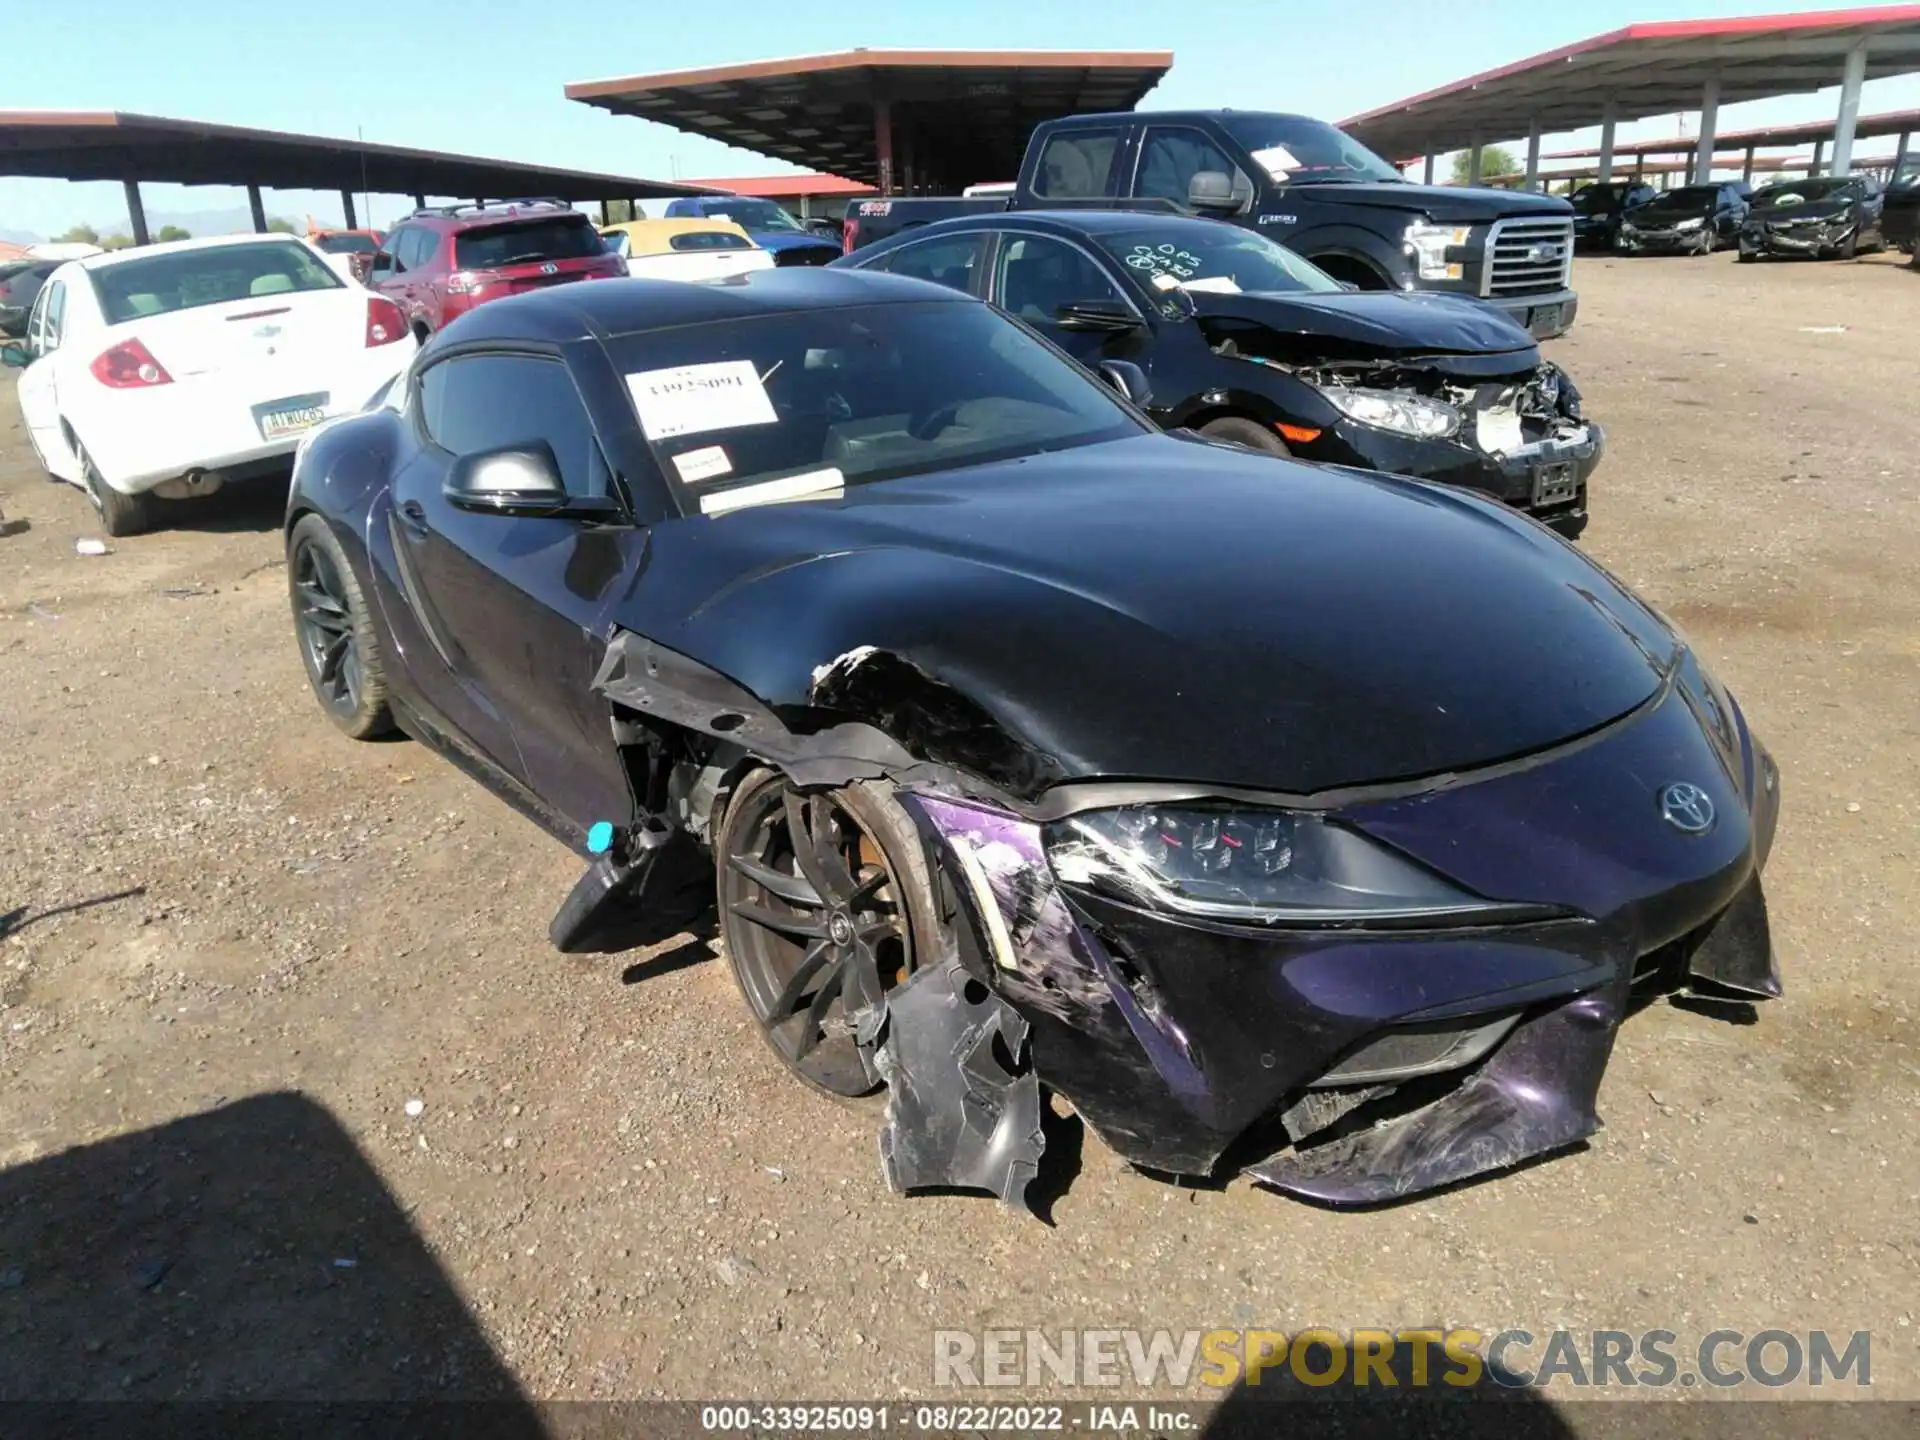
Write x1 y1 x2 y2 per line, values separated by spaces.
988 231 1151 371
398 345 649 832
1856 181 1885 244
1131 124 1255 217
863 231 988 296
16 277 68 465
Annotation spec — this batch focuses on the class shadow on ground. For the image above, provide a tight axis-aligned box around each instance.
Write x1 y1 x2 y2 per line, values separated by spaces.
0 1091 545 1433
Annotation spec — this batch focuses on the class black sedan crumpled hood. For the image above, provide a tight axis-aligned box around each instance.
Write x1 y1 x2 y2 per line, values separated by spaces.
624 435 1676 797
1752 200 1850 224
1188 288 1537 367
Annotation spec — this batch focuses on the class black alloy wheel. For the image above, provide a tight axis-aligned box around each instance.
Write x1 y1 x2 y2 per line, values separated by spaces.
287 513 393 739
718 772 932 1097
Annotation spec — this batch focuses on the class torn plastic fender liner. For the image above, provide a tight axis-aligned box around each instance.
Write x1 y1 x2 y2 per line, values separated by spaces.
590 631 1025 801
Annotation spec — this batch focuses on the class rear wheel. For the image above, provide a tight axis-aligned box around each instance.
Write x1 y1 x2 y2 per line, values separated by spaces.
1199 416 1292 458
76 437 157 537
717 770 938 1098
287 512 394 739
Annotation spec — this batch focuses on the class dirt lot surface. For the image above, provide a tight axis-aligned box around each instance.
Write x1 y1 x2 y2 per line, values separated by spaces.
2 253 1918 1420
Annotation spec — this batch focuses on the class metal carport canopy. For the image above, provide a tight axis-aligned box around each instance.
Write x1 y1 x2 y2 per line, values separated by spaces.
1545 105 1920 158
0 110 716 202
1341 7 1920 161
564 49 1173 193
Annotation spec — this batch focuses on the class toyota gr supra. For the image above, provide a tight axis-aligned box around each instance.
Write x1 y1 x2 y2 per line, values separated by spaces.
284 269 1783 1216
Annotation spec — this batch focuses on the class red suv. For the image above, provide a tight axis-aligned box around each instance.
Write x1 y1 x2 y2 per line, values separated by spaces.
368 199 623 340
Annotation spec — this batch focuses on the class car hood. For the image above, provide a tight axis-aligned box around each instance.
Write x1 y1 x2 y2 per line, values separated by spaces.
754 231 840 253
1291 181 1573 224
1626 205 1712 223
1185 288 1537 367
621 434 1675 798
1751 201 1851 223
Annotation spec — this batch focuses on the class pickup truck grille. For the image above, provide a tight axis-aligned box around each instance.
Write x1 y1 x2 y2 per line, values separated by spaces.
1483 217 1574 298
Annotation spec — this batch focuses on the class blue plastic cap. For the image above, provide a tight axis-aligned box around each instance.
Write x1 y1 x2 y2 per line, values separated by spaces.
587 821 616 855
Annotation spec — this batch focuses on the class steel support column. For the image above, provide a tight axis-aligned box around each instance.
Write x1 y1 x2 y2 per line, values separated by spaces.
1693 74 1720 185
1743 146 1755 184
1524 118 1542 191
341 189 358 229
246 183 267 233
1895 131 1912 179
1467 136 1484 185
1422 153 1434 184
1831 39 1869 175
1812 139 1825 176
413 193 426 210
875 97 895 197
1597 100 1617 183
124 179 150 246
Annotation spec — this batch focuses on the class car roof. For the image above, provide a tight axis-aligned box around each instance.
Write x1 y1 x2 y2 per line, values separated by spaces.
439 267 970 345
73 232 322 272
401 201 592 231
850 209 1237 244
599 218 756 251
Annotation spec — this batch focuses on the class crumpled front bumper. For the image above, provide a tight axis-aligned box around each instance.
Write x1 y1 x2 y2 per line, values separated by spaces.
1741 222 1851 256
1304 419 1604 536
898 655 1780 1204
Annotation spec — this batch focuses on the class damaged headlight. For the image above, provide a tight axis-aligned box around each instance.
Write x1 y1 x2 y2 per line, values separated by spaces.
1403 221 1470 281
1043 806 1509 925
1673 218 1706 232
1321 385 1460 440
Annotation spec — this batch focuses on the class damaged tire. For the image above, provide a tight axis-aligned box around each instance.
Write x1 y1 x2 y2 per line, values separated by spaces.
1198 416 1291 458
77 437 157 538
288 513 394 739
718 770 940 1098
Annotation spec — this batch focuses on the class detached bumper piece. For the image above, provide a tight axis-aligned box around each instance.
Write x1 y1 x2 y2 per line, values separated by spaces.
858 954 1048 1220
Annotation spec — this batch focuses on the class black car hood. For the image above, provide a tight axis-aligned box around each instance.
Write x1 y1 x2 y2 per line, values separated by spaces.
1186 288 1537 367
1751 201 1850 223
620 435 1675 798
1290 181 1573 225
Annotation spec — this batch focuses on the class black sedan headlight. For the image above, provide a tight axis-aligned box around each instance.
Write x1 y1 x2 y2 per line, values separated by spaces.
1043 805 1521 925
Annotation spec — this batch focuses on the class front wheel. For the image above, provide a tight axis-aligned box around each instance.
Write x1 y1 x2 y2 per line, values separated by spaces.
1736 249 1759 264
717 770 940 1098
287 513 394 739
1198 416 1292 457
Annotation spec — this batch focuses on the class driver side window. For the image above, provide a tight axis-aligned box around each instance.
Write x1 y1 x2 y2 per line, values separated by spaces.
993 235 1126 326
419 353 612 499
29 281 65 357
1135 127 1252 210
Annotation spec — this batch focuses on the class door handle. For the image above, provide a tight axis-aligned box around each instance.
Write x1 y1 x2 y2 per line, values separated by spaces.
397 499 431 538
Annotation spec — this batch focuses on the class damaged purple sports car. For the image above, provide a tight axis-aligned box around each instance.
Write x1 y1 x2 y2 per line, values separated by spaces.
285 268 1782 1217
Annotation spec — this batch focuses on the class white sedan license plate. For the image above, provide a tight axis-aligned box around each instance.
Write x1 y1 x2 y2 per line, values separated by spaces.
1532 461 1579 507
254 392 330 441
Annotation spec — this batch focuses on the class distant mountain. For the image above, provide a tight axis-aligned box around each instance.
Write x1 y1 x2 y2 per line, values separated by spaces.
0 227 39 246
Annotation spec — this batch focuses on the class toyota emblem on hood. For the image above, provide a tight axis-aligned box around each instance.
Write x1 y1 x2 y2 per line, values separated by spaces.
1659 782 1717 835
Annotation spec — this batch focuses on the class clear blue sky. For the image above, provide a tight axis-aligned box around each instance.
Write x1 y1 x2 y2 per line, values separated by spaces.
5 0 1918 237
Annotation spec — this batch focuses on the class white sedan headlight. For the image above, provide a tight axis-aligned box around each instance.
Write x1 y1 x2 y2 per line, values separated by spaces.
1322 385 1461 440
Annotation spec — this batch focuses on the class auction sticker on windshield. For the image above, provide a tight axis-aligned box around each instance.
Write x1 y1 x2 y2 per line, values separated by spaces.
1250 145 1301 181
627 360 777 441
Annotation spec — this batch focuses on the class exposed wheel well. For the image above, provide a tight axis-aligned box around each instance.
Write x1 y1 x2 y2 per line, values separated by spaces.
1308 253 1393 290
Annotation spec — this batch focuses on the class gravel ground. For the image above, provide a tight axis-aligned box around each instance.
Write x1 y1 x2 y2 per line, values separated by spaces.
1 252 1917 1417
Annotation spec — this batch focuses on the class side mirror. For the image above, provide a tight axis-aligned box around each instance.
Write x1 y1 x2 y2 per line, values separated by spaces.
368 251 395 276
1097 359 1152 408
443 440 622 520
0 343 29 369
1055 298 1141 333
1188 170 1238 212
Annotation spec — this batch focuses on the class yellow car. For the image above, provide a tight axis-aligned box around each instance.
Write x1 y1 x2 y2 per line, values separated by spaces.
597 219 775 283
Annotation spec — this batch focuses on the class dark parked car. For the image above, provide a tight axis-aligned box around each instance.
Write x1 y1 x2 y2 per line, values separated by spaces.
661 196 841 266
1616 183 1751 255
368 199 624 341
835 211 1599 537
0 259 58 338
1568 180 1658 250
283 268 1781 1215
1739 175 1886 260
1883 158 1920 258
844 109 1581 337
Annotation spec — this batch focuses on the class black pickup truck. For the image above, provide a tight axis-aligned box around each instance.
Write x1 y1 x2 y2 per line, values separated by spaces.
844 110 1581 337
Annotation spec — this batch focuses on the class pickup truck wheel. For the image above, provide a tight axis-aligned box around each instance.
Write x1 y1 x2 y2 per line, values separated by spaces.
1199 416 1292 457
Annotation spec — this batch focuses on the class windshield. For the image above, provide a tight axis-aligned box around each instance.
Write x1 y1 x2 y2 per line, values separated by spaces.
1215 114 1402 185
455 216 604 269
694 198 804 233
316 233 380 254
1093 224 1341 295
1636 186 1720 214
89 240 342 324
1570 184 1633 214
611 300 1143 509
1751 178 1860 209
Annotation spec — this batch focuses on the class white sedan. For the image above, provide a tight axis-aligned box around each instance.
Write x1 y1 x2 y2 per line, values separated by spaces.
3 233 416 535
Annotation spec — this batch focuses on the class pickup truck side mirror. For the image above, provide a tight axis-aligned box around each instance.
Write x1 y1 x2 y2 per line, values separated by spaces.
1188 171 1239 212
1055 299 1141 333
1097 359 1152 408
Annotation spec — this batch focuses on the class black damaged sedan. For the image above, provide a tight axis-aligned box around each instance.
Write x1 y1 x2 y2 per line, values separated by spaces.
286 269 1781 1215
835 212 1600 539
